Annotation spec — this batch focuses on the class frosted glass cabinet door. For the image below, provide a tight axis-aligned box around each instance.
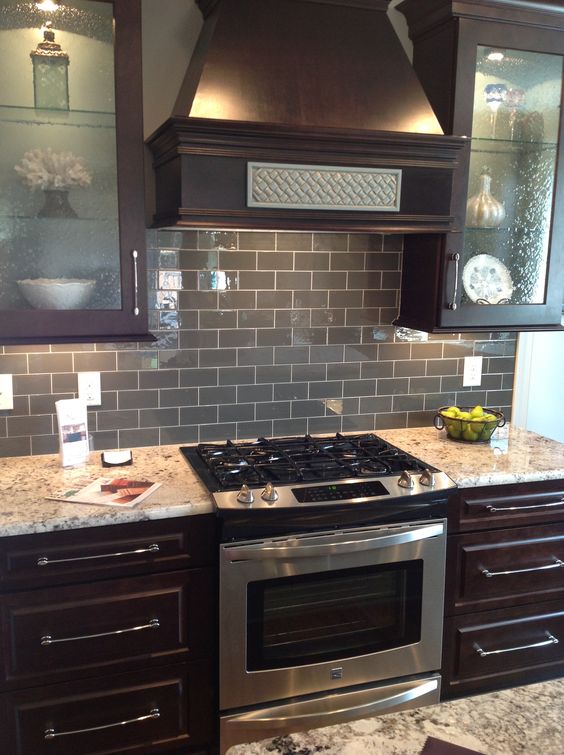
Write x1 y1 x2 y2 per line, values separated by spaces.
461 46 562 309
0 0 149 343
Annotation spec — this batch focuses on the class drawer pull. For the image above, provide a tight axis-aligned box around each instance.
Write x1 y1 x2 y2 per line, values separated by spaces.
36 543 160 567
481 557 564 578
41 618 160 646
44 707 160 740
486 499 564 513
474 631 559 658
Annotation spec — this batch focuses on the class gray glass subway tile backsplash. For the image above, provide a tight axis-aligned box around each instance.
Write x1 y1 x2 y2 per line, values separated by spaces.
0 230 517 456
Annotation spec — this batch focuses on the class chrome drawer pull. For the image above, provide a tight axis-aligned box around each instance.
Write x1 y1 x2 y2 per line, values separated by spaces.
44 707 160 740
486 498 564 513
474 631 559 658
41 618 160 646
132 248 140 316
481 557 564 578
37 543 159 567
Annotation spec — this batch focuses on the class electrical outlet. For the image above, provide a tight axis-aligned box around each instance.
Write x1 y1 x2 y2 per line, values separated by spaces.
78 371 101 406
0 374 14 410
463 356 483 387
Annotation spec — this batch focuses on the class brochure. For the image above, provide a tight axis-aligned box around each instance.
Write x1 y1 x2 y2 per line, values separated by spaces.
48 476 161 508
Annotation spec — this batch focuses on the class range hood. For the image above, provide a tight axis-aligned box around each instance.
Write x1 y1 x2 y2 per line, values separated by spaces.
147 0 465 232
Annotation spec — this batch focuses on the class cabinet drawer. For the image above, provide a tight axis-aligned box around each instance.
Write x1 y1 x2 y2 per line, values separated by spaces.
446 522 564 614
0 569 214 689
448 480 564 533
442 600 564 699
0 661 214 755
0 515 215 590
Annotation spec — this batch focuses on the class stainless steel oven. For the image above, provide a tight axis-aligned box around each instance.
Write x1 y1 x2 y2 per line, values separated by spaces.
180 432 455 754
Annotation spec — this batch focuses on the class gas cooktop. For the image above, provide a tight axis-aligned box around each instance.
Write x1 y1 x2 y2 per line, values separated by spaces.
180 433 457 514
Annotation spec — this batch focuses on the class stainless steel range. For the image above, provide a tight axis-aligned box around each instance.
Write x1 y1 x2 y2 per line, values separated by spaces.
180 433 456 755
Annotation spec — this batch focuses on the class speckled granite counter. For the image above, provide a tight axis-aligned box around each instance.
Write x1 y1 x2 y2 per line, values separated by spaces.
0 445 212 537
1 425 563 537
378 424 564 488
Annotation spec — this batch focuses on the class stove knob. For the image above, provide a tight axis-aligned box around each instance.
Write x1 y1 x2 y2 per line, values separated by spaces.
398 471 415 489
419 469 436 487
261 482 279 503
237 484 254 505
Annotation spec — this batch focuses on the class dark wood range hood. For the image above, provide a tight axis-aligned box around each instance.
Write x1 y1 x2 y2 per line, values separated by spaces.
147 0 466 232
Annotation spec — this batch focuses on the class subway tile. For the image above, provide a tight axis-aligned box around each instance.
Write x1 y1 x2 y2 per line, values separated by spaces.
31 434 59 455
50 343 95 353
197 271 237 291
394 360 426 378
181 406 219 425
238 383 273 403
238 347 274 366
218 367 255 386
329 291 363 308
376 378 410 396
486 389 513 407
200 310 238 329
139 370 178 389
409 377 442 394
239 271 275 289
455 390 487 408
140 408 179 427
199 349 237 368
158 248 181 267
256 402 291 420
326 362 361 381
443 342 475 358
311 309 345 327
276 232 313 251
309 381 343 399
411 343 443 359
312 271 347 290
218 291 256 310
4 344 48 354
179 330 218 349
310 345 344 363
378 343 411 361
479 374 504 390
117 351 158 371
257 291 293 309
289 310 312 327
6 396 30 416
13 374 51 395
375 412 407 430
160 426 199 445
219 330 256 348
257 328 292 347
239 231 276 250
363 290 398 308
158 350 198 369
308 415 343 434
293 328 327 346
276 271 311 290
149 290 178 311
219 404 255 423
343 379 376 397
365 252 400 271
50 372 78 393
359 396 393 414
292 400 326 418
349 234 383 252
327 326 363 347
237 420 273 439
181 271 200 290
329 397 360 415
160 310 185 329
360 362 394 379
441 375 464 392
199 423 237 441
348 271 382 289
199 386 237 405
345 344 379 362
392 394 425 412
427 359 458 376
342 414 376 432
238 310 275 328
257 252 294 270
178 290 218 310
486 356 516 374
273 418 309 436
295 252 330 271
0 437 31 456
118 390 159 410
30 393 73 415
256 365 292 383
218 251 257 270
97 411 139 432
119 428 160 448
198 231 237 250
152 332 179 351
313 233 348 251
8 415 52 436
157 230 198 249
178 249 219 270
28 353 72 374
380 307 399 323
502 373 515 390
160 388 199 407
90 431 119 451
382 271 402 289
274 383 308 401
383 235 403 251
274 346 310 365
293 291 327 308
331 252 365 271
292 364 326 382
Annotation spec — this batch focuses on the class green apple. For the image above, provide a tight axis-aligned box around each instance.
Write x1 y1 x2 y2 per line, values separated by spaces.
462 427 479 441
470 405 485 418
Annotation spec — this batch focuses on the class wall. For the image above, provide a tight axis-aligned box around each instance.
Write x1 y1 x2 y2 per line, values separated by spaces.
0 230 516 456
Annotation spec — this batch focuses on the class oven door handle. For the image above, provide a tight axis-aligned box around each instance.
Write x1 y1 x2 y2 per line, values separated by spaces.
224 522 444 562
222 676 438 732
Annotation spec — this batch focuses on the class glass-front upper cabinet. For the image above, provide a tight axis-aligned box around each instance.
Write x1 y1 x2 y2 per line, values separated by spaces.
0 0 149 343
397 0 564 332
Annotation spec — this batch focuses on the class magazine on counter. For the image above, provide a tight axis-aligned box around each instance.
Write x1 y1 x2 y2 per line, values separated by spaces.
48 476 161 508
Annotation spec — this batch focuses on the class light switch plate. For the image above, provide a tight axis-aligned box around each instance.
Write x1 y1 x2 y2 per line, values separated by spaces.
0 374 14 410
463 356 483 387
78 371 101 406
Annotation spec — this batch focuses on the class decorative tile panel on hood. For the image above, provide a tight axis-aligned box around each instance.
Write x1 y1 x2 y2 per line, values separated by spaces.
146 0 466 232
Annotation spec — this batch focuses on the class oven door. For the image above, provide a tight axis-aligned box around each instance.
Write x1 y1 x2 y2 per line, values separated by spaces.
219 519 446 710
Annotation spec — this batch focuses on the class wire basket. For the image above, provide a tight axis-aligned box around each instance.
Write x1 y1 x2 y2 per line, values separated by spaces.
434 406 505 443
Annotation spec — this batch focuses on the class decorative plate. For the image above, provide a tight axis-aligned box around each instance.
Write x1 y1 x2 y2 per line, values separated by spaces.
462 254 513 304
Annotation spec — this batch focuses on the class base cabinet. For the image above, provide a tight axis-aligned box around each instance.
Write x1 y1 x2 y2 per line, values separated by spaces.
443 480 564 699
0 516 217 754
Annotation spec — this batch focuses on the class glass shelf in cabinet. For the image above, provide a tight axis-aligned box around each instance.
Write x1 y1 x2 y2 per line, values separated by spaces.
0 104 116 130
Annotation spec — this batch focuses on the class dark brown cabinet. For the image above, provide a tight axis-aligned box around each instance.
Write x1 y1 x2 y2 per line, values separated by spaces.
0 0 151 344
396 0 564 332
442 479 564 698
0 515 217 754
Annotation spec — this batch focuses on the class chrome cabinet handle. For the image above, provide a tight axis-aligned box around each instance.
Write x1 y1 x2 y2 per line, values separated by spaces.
44 708 160 740
225 522 444 562
36 543 159 567
41 618 160 646
447 252 460 310
132 249 140 316
481 557 564 578
474 631 559 658
486 498 564 513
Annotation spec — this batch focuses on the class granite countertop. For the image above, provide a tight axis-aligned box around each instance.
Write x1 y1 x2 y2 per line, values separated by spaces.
1 425 563 538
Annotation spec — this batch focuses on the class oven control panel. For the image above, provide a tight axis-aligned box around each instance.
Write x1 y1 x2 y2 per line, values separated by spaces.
292 480 389 503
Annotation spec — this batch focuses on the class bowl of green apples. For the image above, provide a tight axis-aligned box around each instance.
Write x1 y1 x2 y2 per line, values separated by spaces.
434 405 505 443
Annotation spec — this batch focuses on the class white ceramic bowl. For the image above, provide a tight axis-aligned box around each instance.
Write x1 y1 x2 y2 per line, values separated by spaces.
17 278 96 310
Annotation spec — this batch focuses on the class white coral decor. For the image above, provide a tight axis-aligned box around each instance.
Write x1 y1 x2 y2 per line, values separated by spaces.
15 148 92 191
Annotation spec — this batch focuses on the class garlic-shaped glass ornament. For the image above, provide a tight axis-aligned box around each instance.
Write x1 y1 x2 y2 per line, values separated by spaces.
466 167 505 228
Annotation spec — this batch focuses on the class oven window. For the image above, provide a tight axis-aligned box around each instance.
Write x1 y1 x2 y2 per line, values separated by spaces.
246 560 423 671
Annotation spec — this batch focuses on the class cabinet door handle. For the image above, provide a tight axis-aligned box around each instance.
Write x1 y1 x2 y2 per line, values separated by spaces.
132 248 140 316
36 543 160 567
481 557 564 578
41 618 160 646
44 708 160 740
486 498 564 513
474 631 559 657
447 252 460 310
